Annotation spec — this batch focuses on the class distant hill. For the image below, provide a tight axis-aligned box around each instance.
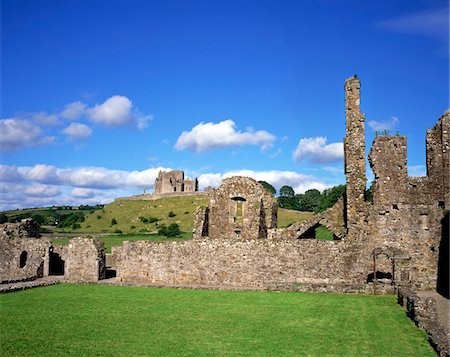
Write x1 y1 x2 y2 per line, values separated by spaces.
2 194 313 235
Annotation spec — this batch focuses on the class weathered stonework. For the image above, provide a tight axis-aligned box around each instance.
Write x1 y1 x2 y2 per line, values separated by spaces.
398 288 449 357
63 237 106 282
111 238 352 289
344 76 367 234
154 170 198 194
1 218 41 239
1 78 448 301
0 220 106 283
207 176 277 240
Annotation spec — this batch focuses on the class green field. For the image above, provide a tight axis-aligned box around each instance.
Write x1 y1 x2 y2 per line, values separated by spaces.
0 284 435 357
61 195 209 233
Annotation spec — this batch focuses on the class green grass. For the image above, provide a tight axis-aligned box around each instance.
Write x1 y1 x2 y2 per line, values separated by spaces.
0 285 435 357
315 225 335 240
50 232 192 253
278 208 314 228
58 195 209 234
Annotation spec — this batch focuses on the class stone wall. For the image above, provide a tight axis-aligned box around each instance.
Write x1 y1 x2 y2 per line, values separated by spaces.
111 238 359 289
344 76 367 234
64 237 106 282
0 218 41 239
154 170 198 194
398 288 449 357
208 177 277 240
0 235 49 283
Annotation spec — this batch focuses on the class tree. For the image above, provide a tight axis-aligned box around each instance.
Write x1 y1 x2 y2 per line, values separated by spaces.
158 223 181 237
317 185 346 212
0 213 8 224
279 185 295 198
298 189 322 212
258 181 276 196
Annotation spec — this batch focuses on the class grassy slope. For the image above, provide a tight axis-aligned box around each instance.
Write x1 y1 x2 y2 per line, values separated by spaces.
66 195 209 233
55 196 312 234
0 284 435 357
277 208 313 228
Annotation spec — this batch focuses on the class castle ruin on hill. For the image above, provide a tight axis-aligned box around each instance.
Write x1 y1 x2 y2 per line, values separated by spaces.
153 170 198 194
1 76 448 297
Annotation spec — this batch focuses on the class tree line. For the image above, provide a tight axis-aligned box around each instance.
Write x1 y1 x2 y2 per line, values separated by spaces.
258 181 346 213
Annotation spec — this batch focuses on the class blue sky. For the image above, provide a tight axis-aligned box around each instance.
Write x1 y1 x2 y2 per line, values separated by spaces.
1 0 448 210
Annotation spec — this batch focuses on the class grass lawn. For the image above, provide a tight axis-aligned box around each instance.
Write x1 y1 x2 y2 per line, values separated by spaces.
50 232 192 253
0 285 435 357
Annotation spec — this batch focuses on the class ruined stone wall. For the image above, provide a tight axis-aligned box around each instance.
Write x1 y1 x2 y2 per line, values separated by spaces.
0 235 49 283
426 112 450 206
64 237 106 281
352 134 445 290
344 76 367 234
183 178 198 192
208 177 277 240
111 238 361 289
154 170 184 194
0 218 41 239
154 170 199 194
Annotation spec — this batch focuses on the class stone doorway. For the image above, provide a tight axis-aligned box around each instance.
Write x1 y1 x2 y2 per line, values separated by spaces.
49 250 65 275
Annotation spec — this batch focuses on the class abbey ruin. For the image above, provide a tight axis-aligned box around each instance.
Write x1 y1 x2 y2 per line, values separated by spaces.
1 77 448 353
154 170 198 194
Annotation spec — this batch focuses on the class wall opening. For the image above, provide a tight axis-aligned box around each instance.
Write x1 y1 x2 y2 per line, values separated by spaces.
367 271 393 283
298 224 338 240
437 211 449 298
19 251 28 268
49 250 65 275
231 197 246 224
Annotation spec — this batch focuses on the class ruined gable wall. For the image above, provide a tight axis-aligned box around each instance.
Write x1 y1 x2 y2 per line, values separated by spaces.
64 237 106 281
208 177 277 240
111 238 364 290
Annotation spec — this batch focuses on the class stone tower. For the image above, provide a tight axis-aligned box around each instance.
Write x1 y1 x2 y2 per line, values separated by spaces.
344 76 367 232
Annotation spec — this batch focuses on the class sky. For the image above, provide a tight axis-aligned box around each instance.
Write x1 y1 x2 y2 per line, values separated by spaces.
0 0 448 210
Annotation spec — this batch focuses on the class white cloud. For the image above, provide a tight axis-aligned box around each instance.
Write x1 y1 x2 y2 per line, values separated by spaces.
32 112 60 126
0 118 54 152
0 165 24 182
198 169 330 194
377 5 448 40
126 167 171 188
58 167 127 189
25 164 60 183
25 185 61 197
71 187 97 198
87 95 133 127
175 119 276 153
135 110 154 131
62 123 92 140
408 165 426 177
293 137 343 164
367 116 399 132
60 101 87 120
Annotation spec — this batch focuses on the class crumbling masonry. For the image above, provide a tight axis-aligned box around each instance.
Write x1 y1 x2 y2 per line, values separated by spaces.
154 170 198 194
1 77 448 297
